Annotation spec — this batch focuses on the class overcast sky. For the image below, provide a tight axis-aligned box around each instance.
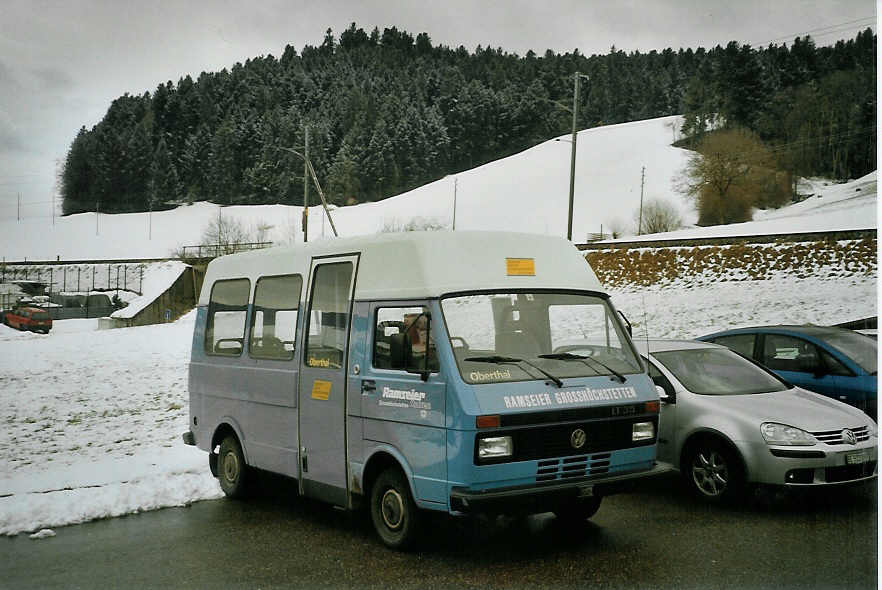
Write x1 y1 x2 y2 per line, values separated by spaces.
0 0 875 218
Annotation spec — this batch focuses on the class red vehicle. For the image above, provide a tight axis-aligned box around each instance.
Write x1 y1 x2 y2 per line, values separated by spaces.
3 306 52 333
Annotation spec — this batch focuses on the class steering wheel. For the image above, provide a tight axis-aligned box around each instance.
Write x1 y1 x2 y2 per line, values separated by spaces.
553 344 599 356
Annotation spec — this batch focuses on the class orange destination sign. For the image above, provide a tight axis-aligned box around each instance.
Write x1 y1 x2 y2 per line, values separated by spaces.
506 258 535 276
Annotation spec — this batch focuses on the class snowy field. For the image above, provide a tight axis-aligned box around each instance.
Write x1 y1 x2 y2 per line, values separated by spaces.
0 312 222 536
0 113 876 537
1 115 692 261
0 270 875 537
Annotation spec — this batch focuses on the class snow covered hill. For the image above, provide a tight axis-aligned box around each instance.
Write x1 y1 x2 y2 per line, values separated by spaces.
2 114 875 261
608 172 877 243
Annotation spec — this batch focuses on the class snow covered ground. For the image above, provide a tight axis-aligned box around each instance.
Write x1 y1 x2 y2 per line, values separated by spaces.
1 267 874 536
110 261 188 319
0 311 222 536
0 114 876 537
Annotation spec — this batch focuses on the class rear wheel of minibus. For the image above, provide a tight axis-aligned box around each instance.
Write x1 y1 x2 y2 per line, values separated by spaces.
218 435 250 498
370 467 421 550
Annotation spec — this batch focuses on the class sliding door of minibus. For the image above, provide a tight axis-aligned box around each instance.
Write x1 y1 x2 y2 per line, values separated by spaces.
298 255 358 506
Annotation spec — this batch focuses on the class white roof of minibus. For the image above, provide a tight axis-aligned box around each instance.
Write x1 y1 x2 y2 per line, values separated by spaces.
198 231 603 304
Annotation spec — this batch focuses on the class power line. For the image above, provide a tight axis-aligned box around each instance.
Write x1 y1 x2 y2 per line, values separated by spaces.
744 16 876 48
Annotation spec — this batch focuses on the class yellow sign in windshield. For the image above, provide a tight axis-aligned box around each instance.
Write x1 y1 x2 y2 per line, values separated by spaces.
506 258 535 276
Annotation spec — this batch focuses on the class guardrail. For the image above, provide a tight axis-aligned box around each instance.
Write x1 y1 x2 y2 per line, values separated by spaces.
179 242 274 259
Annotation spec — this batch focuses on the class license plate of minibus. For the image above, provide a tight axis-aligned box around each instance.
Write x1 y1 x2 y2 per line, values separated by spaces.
577 484 594 497
846 451 868 465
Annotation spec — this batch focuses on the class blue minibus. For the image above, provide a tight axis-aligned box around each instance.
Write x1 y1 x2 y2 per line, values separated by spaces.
183 231 667 548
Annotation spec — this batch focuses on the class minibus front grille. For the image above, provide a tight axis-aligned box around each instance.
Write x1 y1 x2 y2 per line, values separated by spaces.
535 453 612 482
500 403 647 427
475 416 657 465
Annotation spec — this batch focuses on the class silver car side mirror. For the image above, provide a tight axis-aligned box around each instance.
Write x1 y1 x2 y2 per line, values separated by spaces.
656 385 669 400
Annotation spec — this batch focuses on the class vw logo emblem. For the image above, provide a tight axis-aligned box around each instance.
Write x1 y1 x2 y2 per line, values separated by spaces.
841 429 857 445
570 428 587 450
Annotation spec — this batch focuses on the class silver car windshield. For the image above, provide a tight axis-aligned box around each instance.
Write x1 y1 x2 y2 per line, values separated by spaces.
653 348 789 395
441 292 642 384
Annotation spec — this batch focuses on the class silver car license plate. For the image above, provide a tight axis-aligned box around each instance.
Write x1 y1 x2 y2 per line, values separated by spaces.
846 451 868 465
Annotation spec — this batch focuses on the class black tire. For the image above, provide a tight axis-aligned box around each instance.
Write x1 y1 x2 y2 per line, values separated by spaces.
684 438 744 503
370 467 421 550
553 496 602 521
218 435 249 499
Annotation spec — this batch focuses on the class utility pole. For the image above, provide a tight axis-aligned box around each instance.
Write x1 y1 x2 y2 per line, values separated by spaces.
638 166 646 235
17 193 20 221
96 200 99 235
567 72 589 241
452 177 458 230
303 126 309 243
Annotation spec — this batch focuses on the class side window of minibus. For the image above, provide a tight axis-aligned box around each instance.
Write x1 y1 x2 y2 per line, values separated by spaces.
304 262 353 369
249 274 302 360
205 278 250 356
373 306 439 373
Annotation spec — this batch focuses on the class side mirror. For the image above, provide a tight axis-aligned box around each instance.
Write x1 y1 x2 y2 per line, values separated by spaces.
656 384 675 404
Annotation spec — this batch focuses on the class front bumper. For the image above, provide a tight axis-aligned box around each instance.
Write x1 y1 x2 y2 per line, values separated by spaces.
742 440 877 486
449 461 671 514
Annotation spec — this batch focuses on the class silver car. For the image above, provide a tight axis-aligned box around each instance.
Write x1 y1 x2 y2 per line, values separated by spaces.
635 339 877 502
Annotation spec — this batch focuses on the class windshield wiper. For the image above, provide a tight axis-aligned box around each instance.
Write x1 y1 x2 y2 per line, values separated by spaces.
465 355 564 388
538 352 627 384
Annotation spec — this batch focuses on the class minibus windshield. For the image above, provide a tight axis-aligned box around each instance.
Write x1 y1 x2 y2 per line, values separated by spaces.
441 292 642 385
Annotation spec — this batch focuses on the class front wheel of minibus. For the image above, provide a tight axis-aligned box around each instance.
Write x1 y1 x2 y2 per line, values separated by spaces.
370 468 421 550
218 435 250 499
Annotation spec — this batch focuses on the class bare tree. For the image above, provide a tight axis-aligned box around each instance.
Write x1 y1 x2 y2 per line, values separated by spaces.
605 218 628 239
634 199 683 234
253 221 274 244
380 216 448 233
201 213 252 254
678 127 788 225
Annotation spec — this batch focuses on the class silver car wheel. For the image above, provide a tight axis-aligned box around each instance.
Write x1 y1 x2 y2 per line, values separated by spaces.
691 449 729 497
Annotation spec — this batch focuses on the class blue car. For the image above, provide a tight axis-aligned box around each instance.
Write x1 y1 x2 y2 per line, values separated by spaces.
698 325 877 421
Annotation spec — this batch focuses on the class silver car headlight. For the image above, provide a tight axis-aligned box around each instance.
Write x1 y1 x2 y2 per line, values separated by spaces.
761 422 817 446
477 436 513 460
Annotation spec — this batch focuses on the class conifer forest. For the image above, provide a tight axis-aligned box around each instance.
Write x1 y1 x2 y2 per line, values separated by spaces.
61 24 876 215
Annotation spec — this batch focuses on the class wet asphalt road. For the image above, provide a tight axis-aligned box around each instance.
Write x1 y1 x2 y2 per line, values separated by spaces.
2 472 876 589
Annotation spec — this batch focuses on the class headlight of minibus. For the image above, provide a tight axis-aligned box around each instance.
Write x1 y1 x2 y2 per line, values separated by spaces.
761 422 817 446
632 421 654 441
478 436 513 460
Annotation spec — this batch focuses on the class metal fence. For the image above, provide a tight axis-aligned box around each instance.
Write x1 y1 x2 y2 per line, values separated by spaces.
179 242 273 259
0 263 144 295
47 305 116 320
